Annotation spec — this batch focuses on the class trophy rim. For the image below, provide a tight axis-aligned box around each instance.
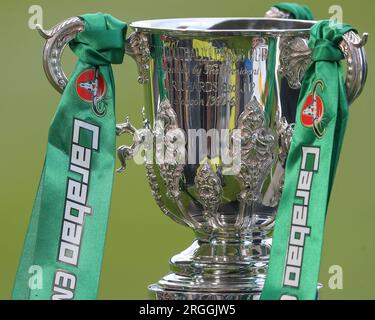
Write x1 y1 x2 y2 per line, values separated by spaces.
130 17 316 36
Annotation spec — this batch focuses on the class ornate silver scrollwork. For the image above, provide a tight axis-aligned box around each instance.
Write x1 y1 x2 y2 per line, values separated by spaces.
267 5 368 105
194 163 223 228
146 164 189 227
116 107 154 173
261 117 294 208
37 18 151 92
279 37 311 90
37 17 84 93
235 98 277 203
125 32 151 84
154 99 185 199
279 32 368 105
277 117 295 166
339 31 368 104
145 164 168 215
116 117 139 173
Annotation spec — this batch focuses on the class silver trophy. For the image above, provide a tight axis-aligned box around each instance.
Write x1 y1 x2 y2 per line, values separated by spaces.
37 7 368 300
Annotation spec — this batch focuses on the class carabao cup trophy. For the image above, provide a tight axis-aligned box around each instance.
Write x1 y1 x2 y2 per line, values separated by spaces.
38 7 367 300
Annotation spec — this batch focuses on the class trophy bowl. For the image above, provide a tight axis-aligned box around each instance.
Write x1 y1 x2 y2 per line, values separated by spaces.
39 15 367 300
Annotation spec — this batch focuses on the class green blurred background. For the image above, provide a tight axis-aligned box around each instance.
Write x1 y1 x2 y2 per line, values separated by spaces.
0 0 373 300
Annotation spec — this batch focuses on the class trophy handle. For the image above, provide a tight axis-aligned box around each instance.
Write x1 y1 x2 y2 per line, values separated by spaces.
37 17 151 174
115 117 138 173
278 31 368 106
339 31 368 104
36 17 84 93
115 109 151 173
266 4 368 106
36 17 150 93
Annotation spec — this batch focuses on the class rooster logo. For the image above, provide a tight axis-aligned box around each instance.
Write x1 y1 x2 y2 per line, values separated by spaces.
301 80 325 138
76 68 107 117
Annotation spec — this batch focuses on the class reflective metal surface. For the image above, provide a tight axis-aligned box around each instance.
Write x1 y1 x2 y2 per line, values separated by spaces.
139 20 291 299
38 16 368 300
36 17 84 93
130 17 314 35
38 17 368 105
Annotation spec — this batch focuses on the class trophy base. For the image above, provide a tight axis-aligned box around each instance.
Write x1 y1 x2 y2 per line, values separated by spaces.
148 237 270 300
149 283 261 300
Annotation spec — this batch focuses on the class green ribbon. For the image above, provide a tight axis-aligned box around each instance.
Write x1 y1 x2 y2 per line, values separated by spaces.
261 20 354 300
12 13 127 300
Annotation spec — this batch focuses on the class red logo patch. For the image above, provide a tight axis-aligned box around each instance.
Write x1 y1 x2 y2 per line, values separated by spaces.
301 94 324 127
76 69 106 103
301 80 325 129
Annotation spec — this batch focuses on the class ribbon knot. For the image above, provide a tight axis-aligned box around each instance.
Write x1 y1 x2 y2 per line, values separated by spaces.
308 20 355 62
69 13 127 65
311 38 343 62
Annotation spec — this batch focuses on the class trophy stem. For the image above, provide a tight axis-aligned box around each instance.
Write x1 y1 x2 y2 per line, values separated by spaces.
149 230 272 300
